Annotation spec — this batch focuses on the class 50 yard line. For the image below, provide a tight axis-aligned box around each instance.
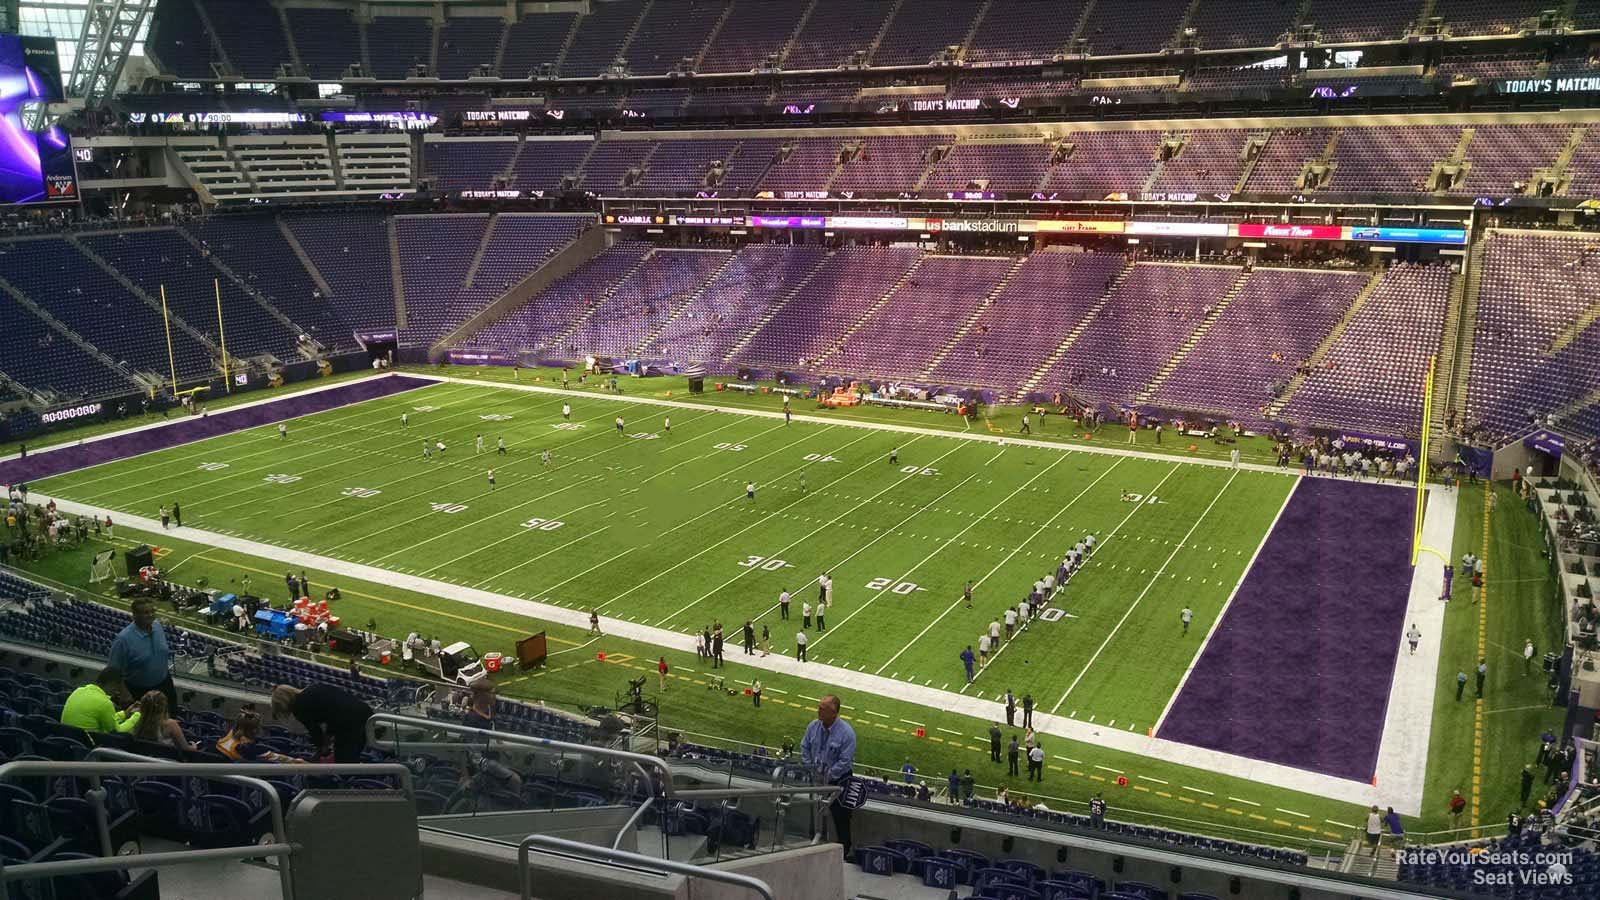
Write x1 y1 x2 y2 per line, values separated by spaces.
1048 469 1239 716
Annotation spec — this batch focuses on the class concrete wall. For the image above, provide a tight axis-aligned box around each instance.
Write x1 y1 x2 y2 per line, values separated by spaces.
698 844 842 900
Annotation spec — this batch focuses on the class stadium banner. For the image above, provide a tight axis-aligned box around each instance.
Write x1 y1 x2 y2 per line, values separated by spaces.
925 218 1020 233
1025 219 1126 234
447 350 519 367
825 215 912 230
1127 221 1230 237
1335 431 1414 453
671 215 745 227
317 111 438 130
1496 75 1600 95
1235 223 1346 241
749 215 826 229
1524 429 1566 458
1349 226 1469 245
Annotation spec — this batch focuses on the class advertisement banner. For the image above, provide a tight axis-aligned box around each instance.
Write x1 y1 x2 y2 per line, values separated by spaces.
1235 223 1345 241
1349 227 1468 245
1524 429 1566 458
1026 219 1126 234
825 215 911 231
925 219 1020 233
1128 221 1230 237
749 215 826 229
671 215 745 227
446 350 519 367
1335 432 1414 453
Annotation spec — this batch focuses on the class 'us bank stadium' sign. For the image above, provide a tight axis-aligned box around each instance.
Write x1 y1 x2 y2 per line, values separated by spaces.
1497 75 1600 94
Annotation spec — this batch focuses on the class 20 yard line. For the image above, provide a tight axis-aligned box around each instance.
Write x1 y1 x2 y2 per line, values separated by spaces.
875 455 1126 676
1049 469 1238 715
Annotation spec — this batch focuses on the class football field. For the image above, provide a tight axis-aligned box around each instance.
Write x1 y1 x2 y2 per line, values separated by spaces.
31 375 1302 738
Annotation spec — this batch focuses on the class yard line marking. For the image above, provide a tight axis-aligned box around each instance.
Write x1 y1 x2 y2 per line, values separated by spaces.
1228 796 1260 806
1049 466 1233 715
547 636 604 657
799 695 822 703
388 485 612 566
876 455 1125 675
1275 809 1309 819
865 710 890 718
1153 475 1300 735
471 526 611 587
899 719 925 727
646 439 964 625
1182 786 1215 796
1052 756 1081 764
808 448 1015 647
1093 765 1123 774
936 727 963 736
1325 819 1359 829
1137 776 1168 785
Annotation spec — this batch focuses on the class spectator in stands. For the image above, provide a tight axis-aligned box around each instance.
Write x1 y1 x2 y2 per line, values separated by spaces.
131 690 196 751
464 680 496 730
271 682 374 764
108 598 176 713
216 709 301 763
61 666 141 734
800 694 857 857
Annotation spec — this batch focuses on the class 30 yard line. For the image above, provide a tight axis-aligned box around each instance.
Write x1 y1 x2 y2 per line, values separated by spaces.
1049 468 1237 716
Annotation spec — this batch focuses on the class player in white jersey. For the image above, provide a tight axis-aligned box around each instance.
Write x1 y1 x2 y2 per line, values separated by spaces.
476 434 484 453
278 423 287 439
401 412 408 428
562 403 571 420
541 449 551 467
422 441 431 460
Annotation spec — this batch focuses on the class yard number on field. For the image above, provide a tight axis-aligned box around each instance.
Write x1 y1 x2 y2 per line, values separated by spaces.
738 555 793 571
715 443 747 452
866 577 924 595
342 487 381 498
197 462 229 471
900 466 939 477
521 517 565 530
480 414 513 421
430 502 469 514
1036 607 1075 622
264 473 301 484
804 454 839 463
552 422 585 431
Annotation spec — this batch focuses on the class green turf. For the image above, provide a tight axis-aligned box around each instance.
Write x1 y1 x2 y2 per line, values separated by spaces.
14 369 1553 847
14 522 1375 851
33 376 1292 734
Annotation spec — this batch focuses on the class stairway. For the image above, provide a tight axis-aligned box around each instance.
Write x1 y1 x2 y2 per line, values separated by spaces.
189 0 238 76
634 252 740 354
389 218 407 331
277 5 306 76
0 275 142 390
613 0 655 72
176 227 317 354
276 218 337 301
775 0 820 68
1266 267 1387 417
1015 258 1136 398
325 133 346 191
863 0 906 66
1234 132 1272 193
551 10 584 75
491 14 512 76
1136 269 1252 403
1170 0 1204 47
540 249 658 352
358 14 374 76
815 256 926 366
723 251 836 359
960 0 995 59
428 13 441 75
822 143 852 192
568 139 603 190
462 215 499 289
1068 0 1098 46
693 0 738 70
500 138 528 186
1435 241 1483 440
921 256 1028 377
66 235 222 358
1339 840 1400 880
1537 125 1586 195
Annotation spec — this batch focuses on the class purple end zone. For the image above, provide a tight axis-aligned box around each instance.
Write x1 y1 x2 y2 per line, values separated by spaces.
0 375 435 484
1157 477 1415 782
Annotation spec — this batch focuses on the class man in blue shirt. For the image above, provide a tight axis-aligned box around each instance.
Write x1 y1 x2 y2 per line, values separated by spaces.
107 598 175 712
960 645 976 683
901 759 916 784
800 694 857 856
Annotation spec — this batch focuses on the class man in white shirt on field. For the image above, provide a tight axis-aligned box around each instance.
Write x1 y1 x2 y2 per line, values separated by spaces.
978 633 992 665
1004 608 1018 639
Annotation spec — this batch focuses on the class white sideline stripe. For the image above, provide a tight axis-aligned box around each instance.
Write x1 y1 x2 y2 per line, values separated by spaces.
1229 797 1261 807
865 710 890 719
1152 476 1301 735
877 455 1125 676
936 727 963 736
36 489 1408 813
1093 765 1123 774
409 373 1428 487
1326 820 1359 829
1048 467 1229 716
1183 786 1216 796
899 719 926 727
1276 809 1310 819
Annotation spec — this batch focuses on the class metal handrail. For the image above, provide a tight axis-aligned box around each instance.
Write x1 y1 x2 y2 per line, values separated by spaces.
0 755 417 900
518 834 775 900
